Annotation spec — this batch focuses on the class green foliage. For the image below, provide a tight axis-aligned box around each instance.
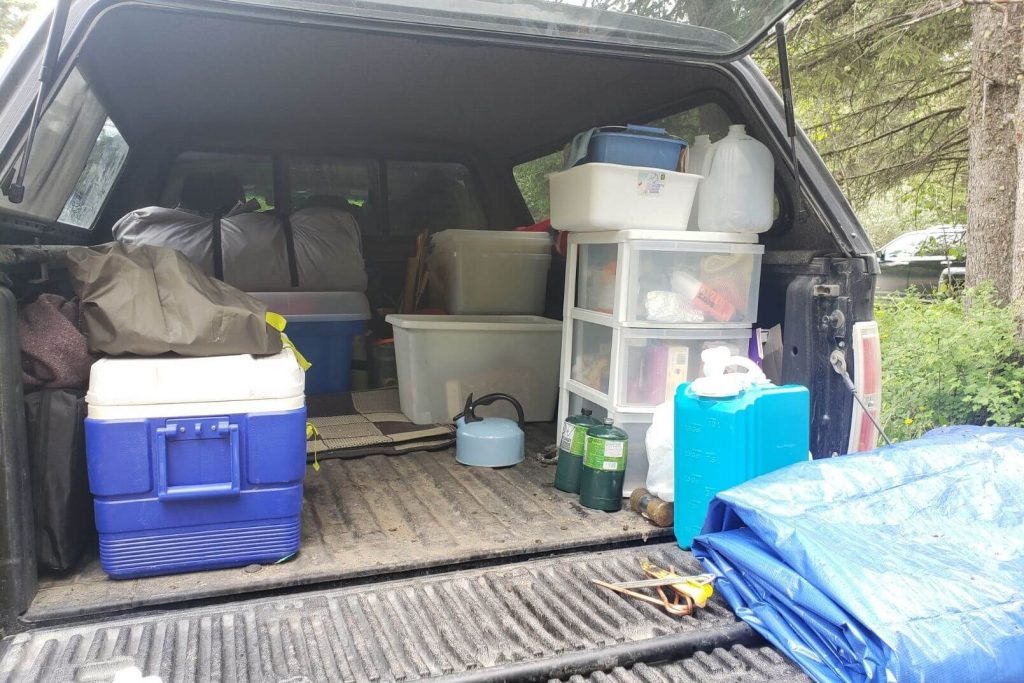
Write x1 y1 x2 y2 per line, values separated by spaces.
0 0 35 57
875 285 1024 442
513 150 561 220
753 1 969 242
757 2 969 206
857 181 966 248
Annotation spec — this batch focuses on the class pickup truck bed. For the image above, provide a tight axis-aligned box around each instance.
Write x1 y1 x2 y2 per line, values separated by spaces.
26 424 671 623
1 544 808 682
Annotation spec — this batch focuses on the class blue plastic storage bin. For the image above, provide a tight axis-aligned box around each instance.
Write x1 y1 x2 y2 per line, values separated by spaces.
286 319 366 394
674 379 809 549
582 125 687 171
84 350 308 579
250 291 371 396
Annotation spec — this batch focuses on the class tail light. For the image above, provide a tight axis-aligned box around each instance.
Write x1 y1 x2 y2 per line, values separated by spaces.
847 321 882 453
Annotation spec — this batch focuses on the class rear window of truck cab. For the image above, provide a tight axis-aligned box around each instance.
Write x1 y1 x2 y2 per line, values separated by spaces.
160 153 487 235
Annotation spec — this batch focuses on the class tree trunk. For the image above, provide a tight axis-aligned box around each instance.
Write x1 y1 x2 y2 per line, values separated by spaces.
967 3 1022 301
1014 11 1024 307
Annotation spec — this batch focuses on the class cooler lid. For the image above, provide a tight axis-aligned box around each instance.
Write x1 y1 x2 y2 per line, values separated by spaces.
248 291 371 321
86 348 306 407
432 230 552 256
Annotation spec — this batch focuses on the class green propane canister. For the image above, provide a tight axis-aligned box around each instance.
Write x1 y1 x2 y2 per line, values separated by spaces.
555 408 602 493
579 418 628 512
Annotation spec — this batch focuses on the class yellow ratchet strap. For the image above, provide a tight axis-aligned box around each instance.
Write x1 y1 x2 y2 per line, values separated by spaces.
266 311 312 371
306 422 324 472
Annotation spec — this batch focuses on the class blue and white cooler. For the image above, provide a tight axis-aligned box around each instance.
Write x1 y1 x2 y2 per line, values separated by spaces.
84 349 307 579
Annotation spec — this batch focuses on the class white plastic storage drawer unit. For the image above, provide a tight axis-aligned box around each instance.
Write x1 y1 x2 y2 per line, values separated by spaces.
387 314 562 424
427 230 552 315
549 163 701 231
571 230 763 327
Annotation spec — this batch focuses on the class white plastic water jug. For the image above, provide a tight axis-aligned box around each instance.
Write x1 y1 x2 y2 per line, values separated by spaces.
684 134 712 231
697 125 774 233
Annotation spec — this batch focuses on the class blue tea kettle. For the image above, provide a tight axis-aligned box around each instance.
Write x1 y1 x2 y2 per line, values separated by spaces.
453 393 525 468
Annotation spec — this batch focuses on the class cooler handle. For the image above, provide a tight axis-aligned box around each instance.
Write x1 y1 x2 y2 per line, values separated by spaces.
156 419 241 501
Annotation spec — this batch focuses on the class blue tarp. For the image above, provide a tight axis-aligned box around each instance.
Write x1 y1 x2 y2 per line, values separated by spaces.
691 426 1024 683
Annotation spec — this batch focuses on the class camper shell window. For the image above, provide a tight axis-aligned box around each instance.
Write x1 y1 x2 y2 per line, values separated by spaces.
0 68 128 230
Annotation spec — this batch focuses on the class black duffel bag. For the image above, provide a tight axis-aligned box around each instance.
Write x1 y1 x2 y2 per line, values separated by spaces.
25 389 94 572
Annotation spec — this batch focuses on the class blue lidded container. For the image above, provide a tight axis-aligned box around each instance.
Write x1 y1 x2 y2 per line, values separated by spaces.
250 291 370 395
580 125 687 171
673 349 810 549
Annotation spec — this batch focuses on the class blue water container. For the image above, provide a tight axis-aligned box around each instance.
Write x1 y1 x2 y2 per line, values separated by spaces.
84 350 308 579
582 125 687 171
250 291 371 396
674 369 810 549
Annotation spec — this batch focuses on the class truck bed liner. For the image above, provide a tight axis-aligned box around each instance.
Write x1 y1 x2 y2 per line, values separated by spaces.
2 545 807 682
26 425 671 622
563 646 810 682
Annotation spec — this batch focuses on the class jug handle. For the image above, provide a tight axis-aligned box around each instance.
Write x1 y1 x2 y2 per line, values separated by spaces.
699 141 718 178
453 393 525 428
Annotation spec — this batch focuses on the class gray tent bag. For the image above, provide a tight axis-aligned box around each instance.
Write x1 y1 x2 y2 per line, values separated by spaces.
67 243 283 357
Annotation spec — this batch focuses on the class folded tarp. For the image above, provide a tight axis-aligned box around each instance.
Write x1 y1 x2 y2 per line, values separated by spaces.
692 426 1024 683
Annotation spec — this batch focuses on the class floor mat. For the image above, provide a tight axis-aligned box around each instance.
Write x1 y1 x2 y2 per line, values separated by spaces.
25 424 672 623
306 388 455 460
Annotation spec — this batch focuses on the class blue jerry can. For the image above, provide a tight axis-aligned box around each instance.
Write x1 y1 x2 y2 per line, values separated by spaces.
674 348 809 549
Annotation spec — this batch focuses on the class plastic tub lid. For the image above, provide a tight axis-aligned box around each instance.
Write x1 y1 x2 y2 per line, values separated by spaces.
386 314 562 332
86 348 306 407
248 291 371 322
431 230 552 255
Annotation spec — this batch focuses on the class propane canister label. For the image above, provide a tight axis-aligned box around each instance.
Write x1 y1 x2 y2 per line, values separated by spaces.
560 422 589 456
584 437 627 472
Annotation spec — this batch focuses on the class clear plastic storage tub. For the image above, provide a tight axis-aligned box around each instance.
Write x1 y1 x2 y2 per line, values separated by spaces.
572 235 763 326
549 163 700 232
249 291 370 395
387 314 563 424
427 230 552 315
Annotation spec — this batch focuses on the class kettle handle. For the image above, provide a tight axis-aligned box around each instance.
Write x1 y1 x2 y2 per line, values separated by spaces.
452 393 526 429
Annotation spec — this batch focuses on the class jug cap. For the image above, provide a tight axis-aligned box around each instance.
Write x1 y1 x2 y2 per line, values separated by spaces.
691 346 769 398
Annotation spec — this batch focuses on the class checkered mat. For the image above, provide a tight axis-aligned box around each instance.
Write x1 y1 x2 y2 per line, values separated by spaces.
305 388 455 461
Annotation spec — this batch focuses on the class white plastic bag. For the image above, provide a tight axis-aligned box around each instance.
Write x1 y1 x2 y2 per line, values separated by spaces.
645 400 675 502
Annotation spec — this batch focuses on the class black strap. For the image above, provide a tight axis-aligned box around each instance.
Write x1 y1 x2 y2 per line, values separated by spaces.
211 212 224 280
279 212 299 288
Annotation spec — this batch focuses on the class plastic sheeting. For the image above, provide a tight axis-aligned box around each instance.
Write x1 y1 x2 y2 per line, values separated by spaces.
692 426 1024 683
113 205 366 292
